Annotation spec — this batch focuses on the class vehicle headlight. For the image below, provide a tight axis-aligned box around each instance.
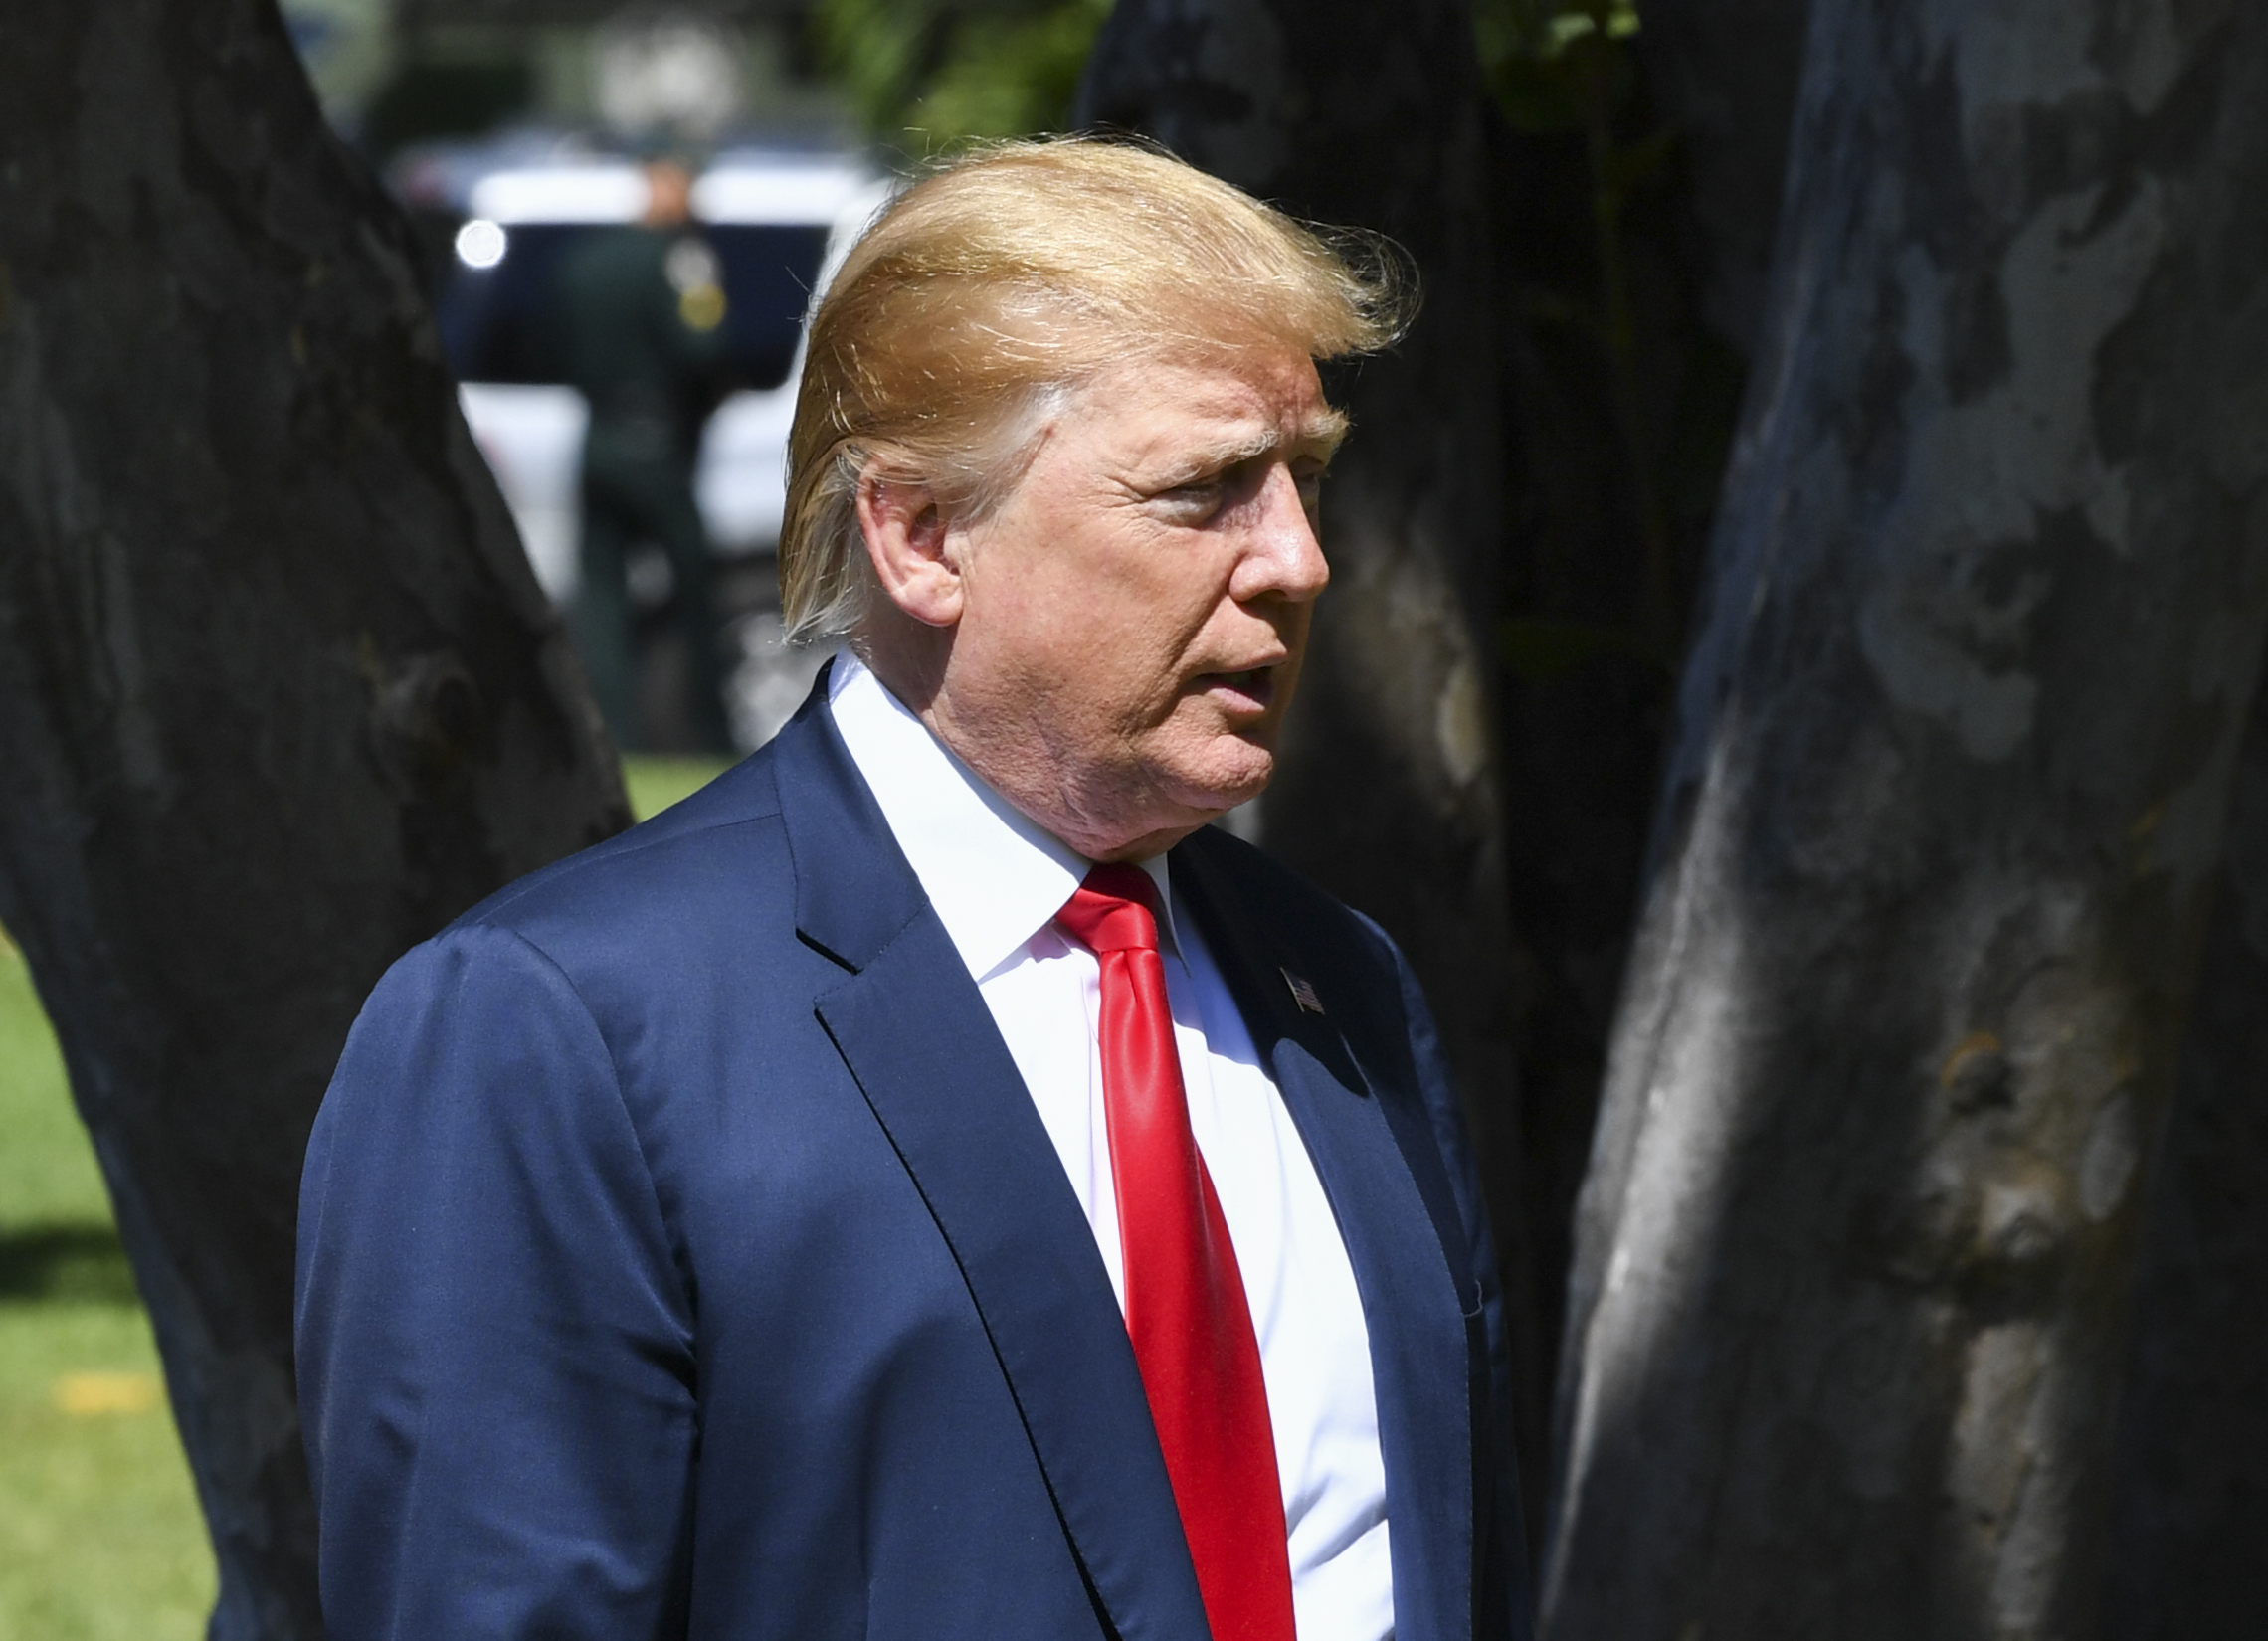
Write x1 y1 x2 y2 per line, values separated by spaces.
455 219 508 271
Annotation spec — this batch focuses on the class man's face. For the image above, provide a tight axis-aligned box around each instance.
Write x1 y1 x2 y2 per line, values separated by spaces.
643 162 693 227
927 346 1343 860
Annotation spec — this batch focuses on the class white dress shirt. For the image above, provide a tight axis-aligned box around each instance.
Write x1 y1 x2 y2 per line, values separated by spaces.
829 655 1394 1641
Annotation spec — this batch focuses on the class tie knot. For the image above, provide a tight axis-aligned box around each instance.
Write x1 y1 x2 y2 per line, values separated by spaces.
1055 863 1165 954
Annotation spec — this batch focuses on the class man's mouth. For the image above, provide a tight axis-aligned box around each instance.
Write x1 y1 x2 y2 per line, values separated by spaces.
1201 666 1277 713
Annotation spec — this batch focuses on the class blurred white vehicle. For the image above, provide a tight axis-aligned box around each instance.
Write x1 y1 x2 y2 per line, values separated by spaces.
396 140 887 604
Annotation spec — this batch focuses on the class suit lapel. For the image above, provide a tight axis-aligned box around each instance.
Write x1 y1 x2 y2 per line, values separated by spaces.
772 694 1207 1641
1174 831 1483 1641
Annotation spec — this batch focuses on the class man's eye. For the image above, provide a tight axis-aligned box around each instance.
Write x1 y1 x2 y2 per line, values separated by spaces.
1157 479 1226 518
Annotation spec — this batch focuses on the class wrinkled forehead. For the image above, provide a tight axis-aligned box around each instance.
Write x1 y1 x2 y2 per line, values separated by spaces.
1057 342 1348 449
1025 351 1342 484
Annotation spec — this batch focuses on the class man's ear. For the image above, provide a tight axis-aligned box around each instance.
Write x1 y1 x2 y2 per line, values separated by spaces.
856 470 963 629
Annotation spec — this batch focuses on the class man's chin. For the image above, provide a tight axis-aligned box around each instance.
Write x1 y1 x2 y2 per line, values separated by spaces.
1176 758 1273 821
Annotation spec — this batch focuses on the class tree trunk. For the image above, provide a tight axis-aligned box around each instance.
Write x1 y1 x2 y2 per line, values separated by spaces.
2104 675 2268 1636
0 1 629 1634
1077 0 1539 1495
1546 2 2268 1636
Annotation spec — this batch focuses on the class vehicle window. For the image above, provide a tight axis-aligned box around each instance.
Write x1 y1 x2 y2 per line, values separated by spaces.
708 224 833 391
439 222 585 385
437 220 832 393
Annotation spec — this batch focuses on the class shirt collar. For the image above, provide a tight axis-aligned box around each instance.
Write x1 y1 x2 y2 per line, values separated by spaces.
827 654 1180 981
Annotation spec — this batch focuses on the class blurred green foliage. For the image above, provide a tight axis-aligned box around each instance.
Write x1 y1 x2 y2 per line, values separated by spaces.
813 0 1112 147
808 0 1647 154
1473 0 1642 133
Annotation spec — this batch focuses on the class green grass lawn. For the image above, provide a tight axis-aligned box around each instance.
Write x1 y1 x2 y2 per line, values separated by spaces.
0 756 729 1636
0 917 210 1641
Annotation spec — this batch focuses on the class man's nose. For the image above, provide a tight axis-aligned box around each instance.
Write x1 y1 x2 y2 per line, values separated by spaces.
1235 465 1331 603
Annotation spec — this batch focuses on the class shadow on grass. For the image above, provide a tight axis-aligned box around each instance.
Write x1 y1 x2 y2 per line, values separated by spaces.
0 1223 141 1306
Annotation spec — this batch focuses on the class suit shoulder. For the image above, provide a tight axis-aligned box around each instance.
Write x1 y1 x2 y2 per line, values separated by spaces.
448 746 792 950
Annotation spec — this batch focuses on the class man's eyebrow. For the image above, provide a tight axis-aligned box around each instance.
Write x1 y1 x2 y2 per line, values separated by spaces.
1183 407 1352 474
1295 406 1352 459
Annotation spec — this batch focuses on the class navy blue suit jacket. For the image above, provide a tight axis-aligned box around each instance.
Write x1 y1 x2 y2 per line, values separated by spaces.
296 680 1529 1641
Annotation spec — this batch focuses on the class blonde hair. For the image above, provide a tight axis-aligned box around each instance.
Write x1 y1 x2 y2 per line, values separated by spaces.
779 135 1414 640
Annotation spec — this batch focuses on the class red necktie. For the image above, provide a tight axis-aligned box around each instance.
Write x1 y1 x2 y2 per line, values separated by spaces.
1055 864 1296 1641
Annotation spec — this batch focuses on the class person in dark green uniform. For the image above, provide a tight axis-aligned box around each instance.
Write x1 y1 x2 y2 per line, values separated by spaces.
555 157 734 753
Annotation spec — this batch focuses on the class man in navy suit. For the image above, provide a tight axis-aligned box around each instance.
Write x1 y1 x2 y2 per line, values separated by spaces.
296 137 1528 1641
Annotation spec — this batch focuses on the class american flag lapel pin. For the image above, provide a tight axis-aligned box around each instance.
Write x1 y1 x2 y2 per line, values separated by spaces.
1280 968 1325 1016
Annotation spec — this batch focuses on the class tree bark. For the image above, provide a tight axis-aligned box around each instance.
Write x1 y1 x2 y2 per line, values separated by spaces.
1076 0 1538 1492
1546 2 2268 1636
0 1 629 1634
2104 675 2268 1636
